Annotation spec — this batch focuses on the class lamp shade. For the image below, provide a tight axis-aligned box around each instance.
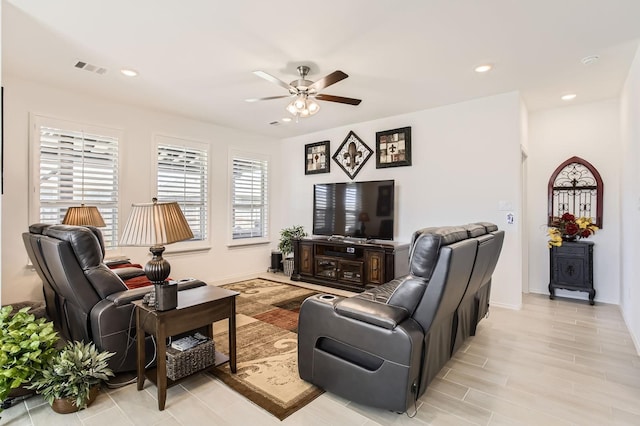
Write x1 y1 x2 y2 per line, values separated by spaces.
62 205 106 227
358 212 370 222
120 199 193 247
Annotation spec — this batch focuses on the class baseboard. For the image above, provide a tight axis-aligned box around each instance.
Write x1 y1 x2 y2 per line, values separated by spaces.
490 301 522 310
528 288 618 305
620 306 640 356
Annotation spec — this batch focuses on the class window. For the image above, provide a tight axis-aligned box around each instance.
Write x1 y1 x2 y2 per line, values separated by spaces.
34 117 119 248
230 154 269 242
156 137 208 241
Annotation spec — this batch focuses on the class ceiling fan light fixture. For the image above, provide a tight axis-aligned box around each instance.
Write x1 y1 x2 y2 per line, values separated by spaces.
286 95 320 118
294 98 306 110
255 65 359 118
286 102 298 115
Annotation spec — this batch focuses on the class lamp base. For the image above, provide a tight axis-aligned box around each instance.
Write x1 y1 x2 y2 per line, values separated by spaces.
154 282 178 311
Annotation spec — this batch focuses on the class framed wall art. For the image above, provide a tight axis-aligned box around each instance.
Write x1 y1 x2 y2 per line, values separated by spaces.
305 140 330 175
376 126 412 168
332 130 372 180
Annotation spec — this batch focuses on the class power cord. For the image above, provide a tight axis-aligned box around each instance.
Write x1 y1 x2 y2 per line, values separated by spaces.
406 379 420 418
106 303 159 389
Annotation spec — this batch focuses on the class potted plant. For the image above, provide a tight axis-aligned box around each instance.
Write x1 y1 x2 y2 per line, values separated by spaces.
279 225 308 276
0 306 59 411
28 341 115 413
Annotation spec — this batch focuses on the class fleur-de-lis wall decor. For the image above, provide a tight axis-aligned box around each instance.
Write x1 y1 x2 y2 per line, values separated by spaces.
332 131 372 179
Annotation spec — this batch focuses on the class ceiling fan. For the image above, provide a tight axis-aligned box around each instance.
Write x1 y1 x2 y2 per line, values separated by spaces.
246 65 362 118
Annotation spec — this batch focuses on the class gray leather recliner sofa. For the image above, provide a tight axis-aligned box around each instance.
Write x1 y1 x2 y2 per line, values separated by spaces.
23 224 206 372
297 223 504 413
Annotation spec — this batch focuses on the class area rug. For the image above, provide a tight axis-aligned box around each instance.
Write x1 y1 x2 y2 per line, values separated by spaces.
210 278 328 420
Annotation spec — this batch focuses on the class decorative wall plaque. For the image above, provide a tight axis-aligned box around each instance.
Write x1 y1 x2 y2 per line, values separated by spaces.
305 141 330 175
332 131 372 180
547 156 603 228
376 126 412 168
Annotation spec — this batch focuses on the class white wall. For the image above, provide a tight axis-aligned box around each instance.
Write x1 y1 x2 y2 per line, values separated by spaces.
527 100 622 304
620 45 640 353
1 77 280 305
275 92 524 310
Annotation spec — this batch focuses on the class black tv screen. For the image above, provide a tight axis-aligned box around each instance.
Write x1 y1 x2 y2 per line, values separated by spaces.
313 180 395 240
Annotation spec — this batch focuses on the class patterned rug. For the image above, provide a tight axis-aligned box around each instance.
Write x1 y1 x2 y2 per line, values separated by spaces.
210 278 326 420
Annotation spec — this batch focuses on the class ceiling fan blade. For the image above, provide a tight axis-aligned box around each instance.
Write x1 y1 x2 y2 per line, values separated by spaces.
245 95 293 103
253 71 295 92
308 70 348 92
315 94 362 105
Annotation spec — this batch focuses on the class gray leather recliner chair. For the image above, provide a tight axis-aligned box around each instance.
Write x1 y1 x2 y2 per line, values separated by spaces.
452 223 504 354
23 224 206 372
297 224 503 413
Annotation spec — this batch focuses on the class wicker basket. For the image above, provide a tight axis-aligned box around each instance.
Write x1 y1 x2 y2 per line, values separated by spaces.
283 258 295 276
166 339 215 381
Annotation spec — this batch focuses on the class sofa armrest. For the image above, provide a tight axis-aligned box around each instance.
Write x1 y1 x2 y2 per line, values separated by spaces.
104 257 131 267
106 279 207 306
174 278 207 291
298 294 423 366
113 267 146 281
106 287 152 306
335 298 409 330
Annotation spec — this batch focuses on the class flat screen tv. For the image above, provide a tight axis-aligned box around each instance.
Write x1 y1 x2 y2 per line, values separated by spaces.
313 180 395 240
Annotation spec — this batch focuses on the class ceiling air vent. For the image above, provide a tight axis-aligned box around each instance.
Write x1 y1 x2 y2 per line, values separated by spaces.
74 60 107 75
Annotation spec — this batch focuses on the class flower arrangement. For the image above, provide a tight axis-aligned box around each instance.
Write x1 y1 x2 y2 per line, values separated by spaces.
548 213 598 247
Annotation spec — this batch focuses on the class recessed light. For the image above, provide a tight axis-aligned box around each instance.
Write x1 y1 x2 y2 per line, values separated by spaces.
561 93 577 101
474 64 493 73
282 117 292 122
120 68 138 77
581 55 599 65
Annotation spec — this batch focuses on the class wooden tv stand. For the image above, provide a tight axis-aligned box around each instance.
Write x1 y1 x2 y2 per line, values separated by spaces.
291 237 410 292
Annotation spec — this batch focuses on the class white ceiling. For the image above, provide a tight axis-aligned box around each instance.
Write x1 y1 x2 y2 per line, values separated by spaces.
3 0 640 138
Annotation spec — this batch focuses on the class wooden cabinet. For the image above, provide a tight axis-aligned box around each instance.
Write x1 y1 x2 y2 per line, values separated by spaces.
299 242 314 275
292 238 409 292
365 251 385 285
549 241 595 305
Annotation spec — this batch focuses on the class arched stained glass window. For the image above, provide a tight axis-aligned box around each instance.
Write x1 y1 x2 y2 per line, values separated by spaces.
548 156 603 228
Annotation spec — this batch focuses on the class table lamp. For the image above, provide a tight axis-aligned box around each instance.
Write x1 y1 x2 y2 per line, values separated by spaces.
62 204 106 227
358 212 370 236
120 198 193 310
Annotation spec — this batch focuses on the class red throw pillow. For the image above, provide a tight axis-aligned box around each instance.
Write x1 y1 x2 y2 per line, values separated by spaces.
109 262 144 270
123 275 153 290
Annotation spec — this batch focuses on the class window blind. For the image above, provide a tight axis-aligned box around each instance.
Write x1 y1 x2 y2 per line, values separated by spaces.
39 126 119 247
157 143 208 241
231 157 268 240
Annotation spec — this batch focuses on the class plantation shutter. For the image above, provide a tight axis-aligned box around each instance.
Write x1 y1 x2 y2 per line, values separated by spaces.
157 143 208 241
231 156 268 239
38 126 119 247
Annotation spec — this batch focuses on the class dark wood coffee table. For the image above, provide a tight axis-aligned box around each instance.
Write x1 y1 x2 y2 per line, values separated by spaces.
134 285 239 410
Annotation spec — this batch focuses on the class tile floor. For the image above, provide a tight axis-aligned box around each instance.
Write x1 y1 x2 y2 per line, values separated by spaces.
2 277 640 425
